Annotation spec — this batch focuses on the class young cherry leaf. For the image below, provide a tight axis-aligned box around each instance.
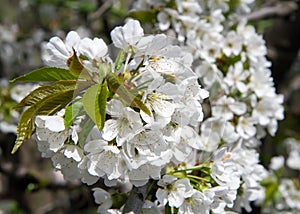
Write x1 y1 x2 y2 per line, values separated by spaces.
82 82 108 130
14 80 77 109
10 67 77 83
114 50 125 72
106 72 151 115
64 99 84 127
12 81 77 154
78 116 95 148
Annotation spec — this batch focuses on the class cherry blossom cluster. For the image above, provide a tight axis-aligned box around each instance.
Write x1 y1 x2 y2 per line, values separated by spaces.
9 0 291 213
133 0 284 144
129 0 285 213
34 19 254 213
32 13 285 212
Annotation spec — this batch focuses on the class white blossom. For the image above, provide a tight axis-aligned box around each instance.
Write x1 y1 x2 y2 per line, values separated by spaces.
212 96 247 120
93 188 113 213
178 190 212 214
42 31 81 68
156 175 193 208
269 156 285 171
102 99 143 146
83 139 124 180
111 19 144 52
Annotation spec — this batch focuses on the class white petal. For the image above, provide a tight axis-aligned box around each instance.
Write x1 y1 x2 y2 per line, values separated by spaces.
49 36 69 57
181 126 201 149
71 127 79 144
87 155 105 177
93 38 108 57
159 175 177 186
157 12 171 31
84 139 107 153
111 27 126 49
37 116 65 132
99 151 122 180
236 82 247 93
102 119 119 141
65 31 81 51
152 100 175 117
79 37 107 59
64 145 84 162
168 191 184 208
35 128 51 141
79 37 96 59
123 19 144 46
156 189 168 206
92 188 112 211
35 116 46 128
106 99 124 117
229 102 247 115
49 131 68 152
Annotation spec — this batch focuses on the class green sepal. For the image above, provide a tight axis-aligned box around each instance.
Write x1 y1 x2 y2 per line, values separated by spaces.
64 99 84 127
82 82 108 130
67 48 84 77
12 81 77 154
106 72 151 115
114 50 125 72
10 67 76 83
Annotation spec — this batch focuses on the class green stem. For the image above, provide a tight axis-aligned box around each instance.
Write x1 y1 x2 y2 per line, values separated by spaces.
170 164 210 173
186 175 210 183
123 52 131 74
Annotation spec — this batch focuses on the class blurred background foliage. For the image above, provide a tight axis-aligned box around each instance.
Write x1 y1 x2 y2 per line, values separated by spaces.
0 0 300 213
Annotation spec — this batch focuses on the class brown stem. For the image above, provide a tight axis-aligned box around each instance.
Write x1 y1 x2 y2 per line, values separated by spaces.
245 1 298 21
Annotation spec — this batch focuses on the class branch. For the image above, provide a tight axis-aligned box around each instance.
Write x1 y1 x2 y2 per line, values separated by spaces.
88 0 114 22
246 1 298 21
122 182 150 214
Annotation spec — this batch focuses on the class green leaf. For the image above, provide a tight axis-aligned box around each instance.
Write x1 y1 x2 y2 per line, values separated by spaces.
15 80 77 109
98 63 111 85
67 48 84 77
64 99 84 127
12 81 77 154
98 82 109 129
228 0 241 10
165 204 172 214
265 182 279 206
216 54 242 74
12 106 35 154
128 11 157 23
114 50 125 71
10 67 76 83
78 116 95 148
260 176 280 207
82 82 108 130
111 192 127 209
106 72 151 115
